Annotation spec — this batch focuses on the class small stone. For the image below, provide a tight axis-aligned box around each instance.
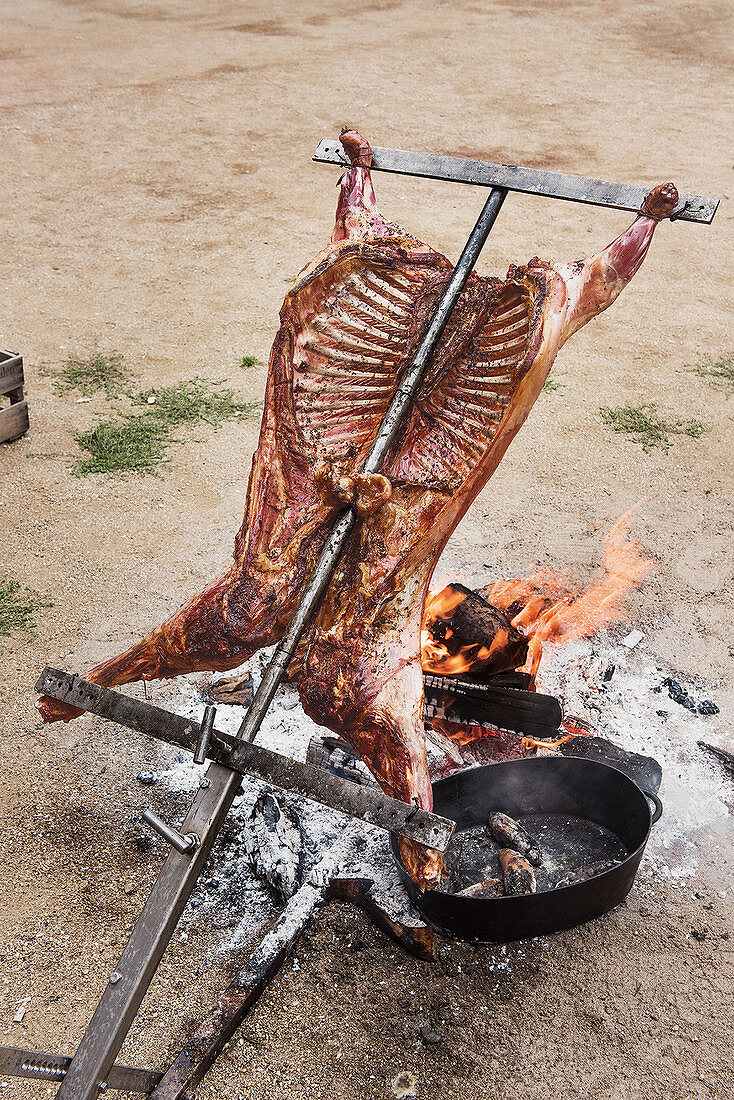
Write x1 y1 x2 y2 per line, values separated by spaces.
390 1072 419 1099
136 771 157 785
418 1022 444 1045
698 700 719 715
147 395 156 405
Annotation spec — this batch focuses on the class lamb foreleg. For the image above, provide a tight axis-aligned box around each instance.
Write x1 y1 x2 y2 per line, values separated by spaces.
557 182 679 341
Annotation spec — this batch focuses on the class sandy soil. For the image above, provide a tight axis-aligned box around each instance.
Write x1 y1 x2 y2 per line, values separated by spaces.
1 2 732 1098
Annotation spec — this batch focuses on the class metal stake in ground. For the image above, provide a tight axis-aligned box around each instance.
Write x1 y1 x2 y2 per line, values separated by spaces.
50 186 506 1100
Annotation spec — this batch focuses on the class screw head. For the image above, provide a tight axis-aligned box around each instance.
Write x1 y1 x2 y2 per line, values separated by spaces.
109 971 121 985
199 777 210 789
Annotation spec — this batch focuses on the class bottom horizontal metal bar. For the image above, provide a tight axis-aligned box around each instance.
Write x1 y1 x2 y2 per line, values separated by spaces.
36 669 455 852
0 1046 161 1094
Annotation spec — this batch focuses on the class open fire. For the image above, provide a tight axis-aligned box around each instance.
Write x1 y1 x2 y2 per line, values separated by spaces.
422 503 653 688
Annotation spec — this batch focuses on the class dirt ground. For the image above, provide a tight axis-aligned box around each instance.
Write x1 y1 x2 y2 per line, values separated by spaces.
1 1 732 1098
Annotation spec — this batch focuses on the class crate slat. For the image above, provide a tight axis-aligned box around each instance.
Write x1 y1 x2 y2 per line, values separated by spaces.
0 351 23 397
0 399 29 443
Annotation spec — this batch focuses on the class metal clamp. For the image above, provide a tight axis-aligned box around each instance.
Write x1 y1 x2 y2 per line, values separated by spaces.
141 809 199 855
194 705 216 765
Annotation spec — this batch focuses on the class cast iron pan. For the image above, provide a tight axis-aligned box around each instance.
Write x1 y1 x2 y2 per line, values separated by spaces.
390 757 662 943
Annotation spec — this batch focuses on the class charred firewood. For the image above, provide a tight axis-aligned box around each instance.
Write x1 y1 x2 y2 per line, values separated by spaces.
555 859 621 888
243 793 305 902
305 736 379 786
423 721 464 765
489 812 541 866
203 671 254 707
498 848 536 895
479 670 534 690
428 583 528 678
698 740 734 776
455 878 504 899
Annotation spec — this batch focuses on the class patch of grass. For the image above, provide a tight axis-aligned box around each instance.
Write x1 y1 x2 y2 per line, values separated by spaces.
71 377 260 475
0 576 53 638
132 377 258 429
72 416 170 475
236 354 263 369
690 353 734 394
543 376 564 393
600 402 706 453
54 352 131 397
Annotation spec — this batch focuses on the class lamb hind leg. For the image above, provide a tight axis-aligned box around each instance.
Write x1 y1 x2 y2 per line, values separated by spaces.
37 571 273 723
557 182 679 340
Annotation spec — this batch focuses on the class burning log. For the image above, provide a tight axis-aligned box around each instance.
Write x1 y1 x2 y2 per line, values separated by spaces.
424 673 562 739
498 848 537 895
488 812 541 866
422 583 528 679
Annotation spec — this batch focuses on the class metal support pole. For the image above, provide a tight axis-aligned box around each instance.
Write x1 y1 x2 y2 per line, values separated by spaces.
54 762 242 1100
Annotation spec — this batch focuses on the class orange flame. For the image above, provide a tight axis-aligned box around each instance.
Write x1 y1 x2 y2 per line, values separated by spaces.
421 503 653 680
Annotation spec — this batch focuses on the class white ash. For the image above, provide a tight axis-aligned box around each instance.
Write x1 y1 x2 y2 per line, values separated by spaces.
140 630 730 958
144 655 428 954
537 635 731 879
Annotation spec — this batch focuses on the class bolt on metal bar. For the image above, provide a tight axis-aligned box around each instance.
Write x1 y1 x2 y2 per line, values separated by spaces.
141 809 199 854
236 185 507 744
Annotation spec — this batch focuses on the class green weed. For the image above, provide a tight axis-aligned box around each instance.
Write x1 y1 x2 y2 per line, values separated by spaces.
132 377 257 429
236 355 263 369
72 378 260 475
690 353 734 394
0 576 53 638
54 353 131 397
600 402 705 453
543 376 564 393
72 417 169 475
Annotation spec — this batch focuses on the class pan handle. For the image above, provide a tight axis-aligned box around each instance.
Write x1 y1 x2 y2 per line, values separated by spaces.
643 789 663 824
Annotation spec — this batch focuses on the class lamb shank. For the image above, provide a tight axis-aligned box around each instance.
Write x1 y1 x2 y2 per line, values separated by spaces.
39 130 678 887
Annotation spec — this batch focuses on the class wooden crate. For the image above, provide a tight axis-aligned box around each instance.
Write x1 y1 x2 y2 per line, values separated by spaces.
0 350 29 444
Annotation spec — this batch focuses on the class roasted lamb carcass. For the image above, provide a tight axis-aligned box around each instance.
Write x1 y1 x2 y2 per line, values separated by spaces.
39 130 678 888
